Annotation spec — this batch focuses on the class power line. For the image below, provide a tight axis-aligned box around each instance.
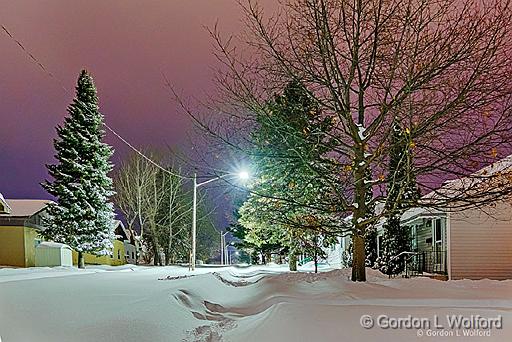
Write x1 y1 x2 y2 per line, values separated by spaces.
1 23 191 180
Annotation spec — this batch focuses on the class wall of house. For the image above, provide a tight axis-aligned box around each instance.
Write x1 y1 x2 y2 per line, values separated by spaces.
0 226 26 267
23 227 39 267
72 240 126 266
416 220 432 252
450 201 512 280
324 237 343 266
124 241 137 264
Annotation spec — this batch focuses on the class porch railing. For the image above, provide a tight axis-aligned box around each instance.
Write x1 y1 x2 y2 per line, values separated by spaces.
410 249 447 276
388 249 447 278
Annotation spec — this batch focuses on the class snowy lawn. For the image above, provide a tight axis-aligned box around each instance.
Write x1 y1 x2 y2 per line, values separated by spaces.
0 265 511 341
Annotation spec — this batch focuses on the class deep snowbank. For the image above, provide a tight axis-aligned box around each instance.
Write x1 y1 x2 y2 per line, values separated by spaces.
0 265 511 341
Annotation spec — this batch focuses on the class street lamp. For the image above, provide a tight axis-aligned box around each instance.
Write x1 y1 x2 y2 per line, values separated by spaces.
191 170 249 271
220 231 228 265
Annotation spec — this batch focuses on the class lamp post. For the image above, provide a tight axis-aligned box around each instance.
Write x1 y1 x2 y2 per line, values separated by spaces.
191 170 249 271
220 231 228 265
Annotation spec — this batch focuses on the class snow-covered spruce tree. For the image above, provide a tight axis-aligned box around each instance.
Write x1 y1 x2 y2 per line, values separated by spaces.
376 120 419 275
42 70 115 268
238 80 339 272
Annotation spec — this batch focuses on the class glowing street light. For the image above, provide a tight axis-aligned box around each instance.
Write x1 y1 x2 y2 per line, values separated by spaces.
190 170 250 271
238 170 250 181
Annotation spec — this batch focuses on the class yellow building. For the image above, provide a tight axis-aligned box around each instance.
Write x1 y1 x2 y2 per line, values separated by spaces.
0 193 136 267
71 220 131 266
0 195 52 267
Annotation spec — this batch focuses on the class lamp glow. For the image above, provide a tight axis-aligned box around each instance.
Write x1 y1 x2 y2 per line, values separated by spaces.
238 170 250 180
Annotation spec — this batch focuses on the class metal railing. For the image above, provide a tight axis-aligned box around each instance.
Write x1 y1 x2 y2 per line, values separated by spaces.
388 249 447 278
411 249 447 275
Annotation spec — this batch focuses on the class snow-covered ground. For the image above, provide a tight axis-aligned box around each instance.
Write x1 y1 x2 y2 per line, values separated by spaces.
0 264 511 341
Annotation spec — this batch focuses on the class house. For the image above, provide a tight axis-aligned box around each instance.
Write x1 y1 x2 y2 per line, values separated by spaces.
114 220 138 264
378 200 512 281
328 156 512 280
71 220 137 266
1 193 136 267
375 156 512 280
0 195 52 267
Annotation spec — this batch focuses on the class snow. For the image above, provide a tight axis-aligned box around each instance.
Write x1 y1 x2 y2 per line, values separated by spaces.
356 124 366 140
36 241 72 249
0 265 511 341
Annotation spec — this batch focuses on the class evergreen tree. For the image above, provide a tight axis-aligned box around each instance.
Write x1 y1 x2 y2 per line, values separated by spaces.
239 81 338 271
42 70 115 268
376 119 419 275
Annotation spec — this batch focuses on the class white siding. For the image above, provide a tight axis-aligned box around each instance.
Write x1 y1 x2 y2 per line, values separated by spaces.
449 201 512 280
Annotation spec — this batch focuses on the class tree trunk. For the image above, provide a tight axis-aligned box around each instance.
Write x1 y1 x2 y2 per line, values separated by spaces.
134 239 139 265
152 242 160 266
78 251 85 269
351 234 366 281
265 252 271 264
314 250 318 274
289 250 297 271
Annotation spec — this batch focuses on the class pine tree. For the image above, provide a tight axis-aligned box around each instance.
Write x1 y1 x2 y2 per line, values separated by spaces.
376 119 419 275
42 70 115 268
239 80 338 271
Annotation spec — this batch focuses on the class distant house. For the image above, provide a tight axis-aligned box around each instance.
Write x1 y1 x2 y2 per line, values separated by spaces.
0 195 52 267
0 193 136 268
71 220 137 266
114 220 138 264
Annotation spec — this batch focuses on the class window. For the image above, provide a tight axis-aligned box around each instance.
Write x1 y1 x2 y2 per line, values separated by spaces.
410 225 417 251
434 219 442 243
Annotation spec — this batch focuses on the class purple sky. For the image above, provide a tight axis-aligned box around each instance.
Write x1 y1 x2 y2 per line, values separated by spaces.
0 0 274 200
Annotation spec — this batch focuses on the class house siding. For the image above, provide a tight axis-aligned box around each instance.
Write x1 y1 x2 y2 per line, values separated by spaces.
0 226 26 267
71 240 126 266
23 227 39 267
416 220 432 252
449 201 512 280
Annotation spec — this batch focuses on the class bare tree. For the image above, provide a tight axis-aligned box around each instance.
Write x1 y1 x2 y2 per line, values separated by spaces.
114 152 161 264
182 0 512 281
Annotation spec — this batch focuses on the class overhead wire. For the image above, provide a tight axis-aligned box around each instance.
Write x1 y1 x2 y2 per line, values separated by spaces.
1 23 191 180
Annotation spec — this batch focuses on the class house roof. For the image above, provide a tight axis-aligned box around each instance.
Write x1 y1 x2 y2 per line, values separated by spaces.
372 155 512 227
401 207 446 224
422 154 512 203
0 193 11 214
113 220 138 243
0 199 52 218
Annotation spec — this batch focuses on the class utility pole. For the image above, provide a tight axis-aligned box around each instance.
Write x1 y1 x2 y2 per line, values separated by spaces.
224 235 228 265
191 173 197 270
220 231 228 265
190 171 249 271
220 231 223 265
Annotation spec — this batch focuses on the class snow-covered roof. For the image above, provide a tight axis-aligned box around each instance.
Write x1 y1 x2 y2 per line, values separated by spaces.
0 193 11 214
422 154 512 202
113 219 137 242
0 199 52 217
397 155 512 223
36 242 72 250
400 207 446 224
